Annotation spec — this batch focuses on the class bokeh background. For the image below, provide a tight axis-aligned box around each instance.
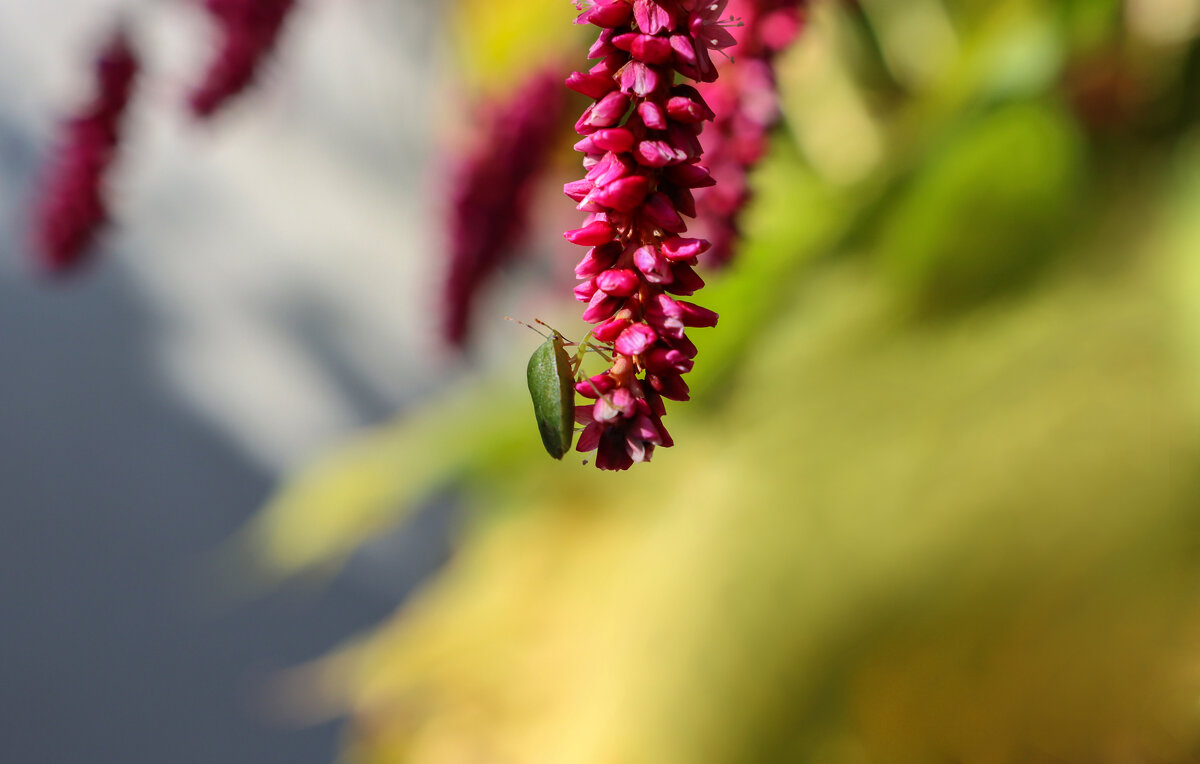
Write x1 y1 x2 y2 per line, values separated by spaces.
0 0 447 761
8 0 1200 762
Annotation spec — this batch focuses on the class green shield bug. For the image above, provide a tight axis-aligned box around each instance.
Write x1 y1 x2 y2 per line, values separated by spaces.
512 318 612 460
517 320 577 460
527 330 575 459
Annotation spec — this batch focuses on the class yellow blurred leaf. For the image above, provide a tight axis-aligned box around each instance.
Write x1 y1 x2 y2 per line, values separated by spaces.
451 0 585 93
231 380 527 583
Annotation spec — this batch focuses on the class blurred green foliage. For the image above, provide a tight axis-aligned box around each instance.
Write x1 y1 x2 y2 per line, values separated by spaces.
875 100 1084 312
242 0 1200 761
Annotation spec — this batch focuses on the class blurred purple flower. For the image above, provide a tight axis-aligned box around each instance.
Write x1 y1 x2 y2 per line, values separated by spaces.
695 0 806 266
189 0 296 119
444 69 567 345
32 30 139 274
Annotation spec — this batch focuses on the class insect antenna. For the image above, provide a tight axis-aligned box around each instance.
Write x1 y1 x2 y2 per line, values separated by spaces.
505 315 552 340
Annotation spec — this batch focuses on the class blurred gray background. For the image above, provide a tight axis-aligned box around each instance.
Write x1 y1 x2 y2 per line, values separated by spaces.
0 0 451 761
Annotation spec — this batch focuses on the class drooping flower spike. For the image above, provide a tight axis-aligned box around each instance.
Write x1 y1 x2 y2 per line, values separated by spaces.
695 0 807 266
32 29 140 274
565 0 731 470
444 69 567 345
189 0 296 119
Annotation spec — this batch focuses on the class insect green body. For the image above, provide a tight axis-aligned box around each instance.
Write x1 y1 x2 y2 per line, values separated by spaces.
526 331 576 459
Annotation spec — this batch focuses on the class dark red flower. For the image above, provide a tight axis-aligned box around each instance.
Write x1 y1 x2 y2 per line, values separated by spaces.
189 0 296 119
443 69 567 345
32 30 140 275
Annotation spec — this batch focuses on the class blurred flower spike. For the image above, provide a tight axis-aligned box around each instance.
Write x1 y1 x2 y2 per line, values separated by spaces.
565 0 731 470
189 0 296 119
32 29 140 275
696 0 807 266
444 69 567 345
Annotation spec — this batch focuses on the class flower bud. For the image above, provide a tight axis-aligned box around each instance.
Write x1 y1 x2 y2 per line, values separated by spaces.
596 268 641 297
615 323 657 356
564 219 615 246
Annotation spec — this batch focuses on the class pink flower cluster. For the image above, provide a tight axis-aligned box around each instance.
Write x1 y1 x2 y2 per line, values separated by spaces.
189 0 296 119
33 32 139 274
565 0 733 470
444 70 567 345
696 0 806 266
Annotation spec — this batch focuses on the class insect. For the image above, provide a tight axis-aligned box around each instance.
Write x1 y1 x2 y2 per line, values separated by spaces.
513 319 608 460
526 326 576 459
